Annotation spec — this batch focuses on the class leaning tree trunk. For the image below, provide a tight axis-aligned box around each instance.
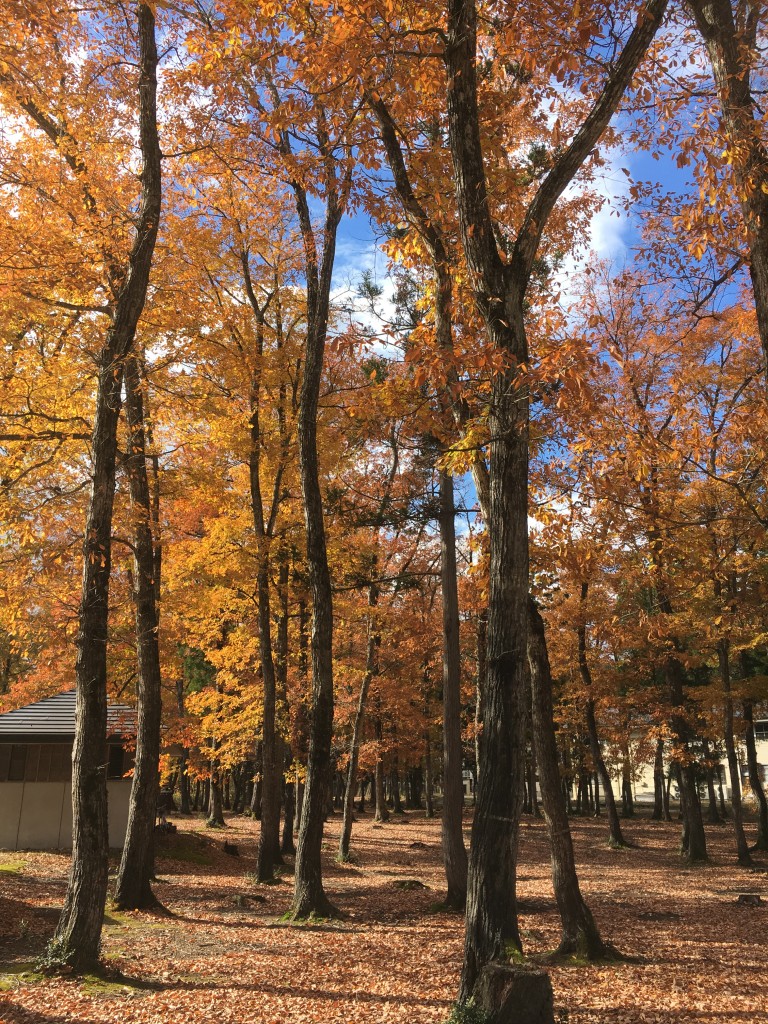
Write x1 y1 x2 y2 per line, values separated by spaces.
528 599 606 959
719 648 751 864
439 470 468 909
114 355 164 910
51 1 161 970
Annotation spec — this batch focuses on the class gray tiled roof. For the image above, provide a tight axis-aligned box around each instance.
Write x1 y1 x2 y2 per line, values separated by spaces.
0 690 135 740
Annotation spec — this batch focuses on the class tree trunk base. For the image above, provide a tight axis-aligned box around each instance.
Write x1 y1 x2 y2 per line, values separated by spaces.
607 835 632 850
473 964 554 1024
289 893 340 922
442 887 466 912
112 887 167 913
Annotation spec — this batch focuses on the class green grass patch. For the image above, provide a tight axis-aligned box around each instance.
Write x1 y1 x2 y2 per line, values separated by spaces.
80 971 149 998
0 962 44 990
0 862 25 875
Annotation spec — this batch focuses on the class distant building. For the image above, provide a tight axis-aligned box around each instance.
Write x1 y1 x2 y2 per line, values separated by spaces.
0 690 135 850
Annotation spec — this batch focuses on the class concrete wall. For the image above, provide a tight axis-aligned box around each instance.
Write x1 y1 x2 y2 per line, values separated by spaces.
620 735 768 804
0 779 131 850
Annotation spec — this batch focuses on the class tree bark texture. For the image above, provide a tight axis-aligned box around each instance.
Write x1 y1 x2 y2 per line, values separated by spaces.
652 738 665 821
445 0 668 1001
685 0 768 379
528 600 605 959
439 470 468 908
290 117 343 919
114 355 163 909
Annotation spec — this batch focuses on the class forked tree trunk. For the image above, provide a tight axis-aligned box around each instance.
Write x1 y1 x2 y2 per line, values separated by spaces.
528 599 606 959
685 0 768 374
444 0 668 1001
114 356 163 910
51 2 161 970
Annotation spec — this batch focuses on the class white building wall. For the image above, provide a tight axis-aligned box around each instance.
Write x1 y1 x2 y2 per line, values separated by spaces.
0 779 132 850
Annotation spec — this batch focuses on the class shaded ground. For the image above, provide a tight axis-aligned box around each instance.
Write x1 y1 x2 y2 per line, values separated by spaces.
1 811 766 1023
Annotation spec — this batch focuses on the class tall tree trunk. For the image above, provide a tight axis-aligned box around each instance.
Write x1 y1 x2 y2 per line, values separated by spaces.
439 470 468 908
578 583 625 847
528 599 606 959
703 740 722 825
663 768 672 822
621 749 635 818
667 657 707 863
282 775 296 856
685 0 768 375
374 713 389 824
718 643 751 863
255 559 280 880
444 0 668 1000
208 754 225 827
475 609 487 781
390 761 404 814
425 734 435 818
290 130 343 919
114 355 163 910
743 700 768 850
51 2 161 971
339 587 377 862
652 738 665 821
717 766 728 820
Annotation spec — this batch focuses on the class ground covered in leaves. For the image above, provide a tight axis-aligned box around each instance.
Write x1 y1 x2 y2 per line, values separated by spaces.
0 811 766 1024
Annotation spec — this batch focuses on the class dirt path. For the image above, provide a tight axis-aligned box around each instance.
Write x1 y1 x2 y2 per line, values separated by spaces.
1 813 766 1023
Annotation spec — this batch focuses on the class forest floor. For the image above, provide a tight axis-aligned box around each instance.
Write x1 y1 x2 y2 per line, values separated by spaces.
0 810 766 1024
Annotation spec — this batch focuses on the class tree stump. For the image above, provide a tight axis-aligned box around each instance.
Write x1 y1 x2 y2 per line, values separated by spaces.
736 894 763 906
475 964 554 1024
